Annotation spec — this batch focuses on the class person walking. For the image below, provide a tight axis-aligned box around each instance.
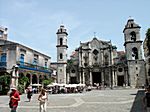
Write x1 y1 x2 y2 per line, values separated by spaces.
143 85 150 112
9 86 20 112
26 86 32 102
38 88 48 112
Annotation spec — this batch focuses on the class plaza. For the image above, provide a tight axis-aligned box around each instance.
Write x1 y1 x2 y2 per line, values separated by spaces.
0 88 145 112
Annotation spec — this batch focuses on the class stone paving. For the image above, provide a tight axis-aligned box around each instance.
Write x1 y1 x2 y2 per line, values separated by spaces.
0 88 145 112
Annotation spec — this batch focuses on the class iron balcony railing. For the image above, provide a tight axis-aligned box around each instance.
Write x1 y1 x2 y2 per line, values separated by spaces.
17 61 52 73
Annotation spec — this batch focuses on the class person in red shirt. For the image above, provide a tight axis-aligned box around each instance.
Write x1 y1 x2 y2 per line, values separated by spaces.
9 87 20 112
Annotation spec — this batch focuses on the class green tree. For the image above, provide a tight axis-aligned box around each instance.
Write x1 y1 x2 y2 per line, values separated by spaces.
0 73 11 95
18 76 29 94
42 78 53 88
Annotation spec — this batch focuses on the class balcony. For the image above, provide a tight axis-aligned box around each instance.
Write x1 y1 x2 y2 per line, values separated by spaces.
17 61 52 74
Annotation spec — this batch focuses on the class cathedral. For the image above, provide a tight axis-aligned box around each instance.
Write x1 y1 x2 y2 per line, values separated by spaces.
55 18 146 88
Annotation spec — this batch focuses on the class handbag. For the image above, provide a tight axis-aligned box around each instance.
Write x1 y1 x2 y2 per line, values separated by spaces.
9 100 13 108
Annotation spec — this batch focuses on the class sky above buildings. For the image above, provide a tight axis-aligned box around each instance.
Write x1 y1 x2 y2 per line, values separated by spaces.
0 0 149 62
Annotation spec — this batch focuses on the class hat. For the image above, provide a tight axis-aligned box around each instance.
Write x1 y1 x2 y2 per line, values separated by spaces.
11 86 17 90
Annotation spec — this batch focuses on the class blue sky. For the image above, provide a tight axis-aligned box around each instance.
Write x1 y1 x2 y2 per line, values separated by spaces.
0 0 149 62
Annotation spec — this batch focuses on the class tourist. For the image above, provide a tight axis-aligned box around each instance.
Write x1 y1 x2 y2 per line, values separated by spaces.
26 86 32 102
9 86 20 112
38 88 48 112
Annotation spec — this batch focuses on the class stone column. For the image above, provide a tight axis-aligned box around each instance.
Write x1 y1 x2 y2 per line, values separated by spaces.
112 70 115 87
30 74 32 85
114 70 117 86
82 72 85 84
90 71 92 85
101 71 104 86
37 75 39 84
79 72 82 84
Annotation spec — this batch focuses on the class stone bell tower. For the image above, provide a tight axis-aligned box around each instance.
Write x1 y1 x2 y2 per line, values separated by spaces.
123 18 146 88
56 25 68 84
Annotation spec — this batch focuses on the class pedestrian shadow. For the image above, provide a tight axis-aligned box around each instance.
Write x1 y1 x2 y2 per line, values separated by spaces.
130 90 145 112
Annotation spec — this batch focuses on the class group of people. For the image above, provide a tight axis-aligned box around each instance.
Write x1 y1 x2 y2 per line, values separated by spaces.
8 85 150 112
9 86 48 112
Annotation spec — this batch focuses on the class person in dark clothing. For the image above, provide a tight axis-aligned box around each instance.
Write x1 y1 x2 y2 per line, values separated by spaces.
143 85 150 112
26 87 32 102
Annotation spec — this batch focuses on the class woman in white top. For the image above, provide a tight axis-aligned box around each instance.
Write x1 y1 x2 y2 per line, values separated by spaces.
38 88 48 112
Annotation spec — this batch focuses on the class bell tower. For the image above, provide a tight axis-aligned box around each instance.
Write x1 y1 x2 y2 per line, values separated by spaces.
123 18 146 88
56 25 68 84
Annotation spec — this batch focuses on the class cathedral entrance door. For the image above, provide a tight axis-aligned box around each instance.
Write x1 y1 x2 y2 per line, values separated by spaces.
70 77 77 84
117 76 124 86
92 72 101 86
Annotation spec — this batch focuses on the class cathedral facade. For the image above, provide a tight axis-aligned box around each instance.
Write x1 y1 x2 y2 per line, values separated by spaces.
56 19 146 88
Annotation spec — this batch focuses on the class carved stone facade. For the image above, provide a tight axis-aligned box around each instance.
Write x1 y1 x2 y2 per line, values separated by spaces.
67 37 129 88
66 19 146 88
143 29 150 85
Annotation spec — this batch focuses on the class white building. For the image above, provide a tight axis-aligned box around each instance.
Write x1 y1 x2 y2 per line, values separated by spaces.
0 26 52 90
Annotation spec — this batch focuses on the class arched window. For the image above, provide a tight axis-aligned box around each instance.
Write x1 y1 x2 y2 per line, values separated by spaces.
60 53 63 59
20 54 24 65
32 74 37 84
132 47 138 60
60 38 63 45
33 58 38 65
130 31 136 42
45 61 47 68
1 53 6 62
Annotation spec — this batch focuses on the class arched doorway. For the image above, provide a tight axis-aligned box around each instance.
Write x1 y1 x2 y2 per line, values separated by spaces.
92 72 102 86
39 75 42 84
32 74 37 84
117 75 124 86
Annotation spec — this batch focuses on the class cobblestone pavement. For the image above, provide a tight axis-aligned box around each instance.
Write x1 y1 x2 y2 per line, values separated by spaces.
0 88 145 112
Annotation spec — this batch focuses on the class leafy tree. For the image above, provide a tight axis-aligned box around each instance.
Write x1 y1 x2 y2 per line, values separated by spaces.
0 73 11 95
42 78 53 88
19 76 29 85
18 76 29 94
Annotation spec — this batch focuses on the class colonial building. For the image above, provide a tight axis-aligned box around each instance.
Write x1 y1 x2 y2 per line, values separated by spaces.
0 26 52 89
